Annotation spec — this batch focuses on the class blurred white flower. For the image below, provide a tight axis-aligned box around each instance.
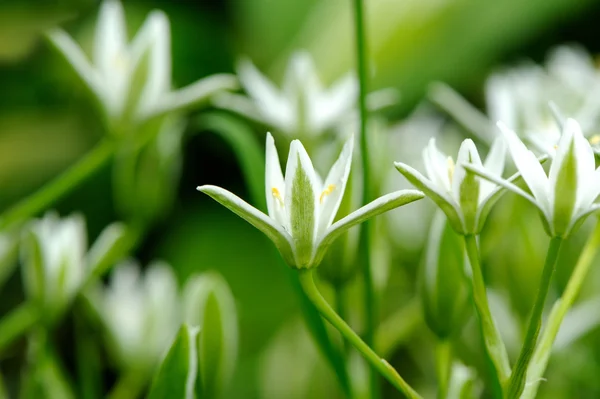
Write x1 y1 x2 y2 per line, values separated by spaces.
395 135 507 235
48 0 237 130
96 261 180 371
213 51 359 139
198 133 423 268
21 212 124 323
430 45 600 155
467 119 600 238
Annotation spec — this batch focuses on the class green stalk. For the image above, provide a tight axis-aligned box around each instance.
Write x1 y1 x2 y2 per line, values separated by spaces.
507 237 563 399
299 269 423 399
351 0 378 396
436 340 452 399
522 222 600 399
0 139 116 230
0 303 39 354
106 370 147 399
463 235 511 386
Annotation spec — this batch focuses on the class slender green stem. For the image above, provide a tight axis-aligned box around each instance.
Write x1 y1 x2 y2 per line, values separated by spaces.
507 236 563 399
463 235 511 385
522 223 600 399
298 269 423 399
0 302 39 354
351 0 378 396
106 370 147 399
0 139 116 230
436 340 452 399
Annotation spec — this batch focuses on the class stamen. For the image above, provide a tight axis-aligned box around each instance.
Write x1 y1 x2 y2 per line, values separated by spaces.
590 135 600 146
320 184 336 203
447 157 455 183
272 187 284 206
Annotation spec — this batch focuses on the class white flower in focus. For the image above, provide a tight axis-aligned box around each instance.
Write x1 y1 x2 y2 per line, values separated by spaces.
467 119 600 238
48 0 237 129
96 261 180 370
213 51 358 138
395 136 507 235
198 133 423 269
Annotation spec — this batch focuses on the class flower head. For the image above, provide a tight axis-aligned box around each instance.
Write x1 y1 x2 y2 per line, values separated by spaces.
48 0 237 129
213 51 357 139
466 118 600 238
198 133 423 269
395 137 507 235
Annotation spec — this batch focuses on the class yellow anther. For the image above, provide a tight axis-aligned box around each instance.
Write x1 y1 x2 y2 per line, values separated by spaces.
319 184 336 203
272 187 284 206
447 157 455 183
590 135 600 145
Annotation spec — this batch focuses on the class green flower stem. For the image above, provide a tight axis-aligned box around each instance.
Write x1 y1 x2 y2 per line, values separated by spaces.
463 235 511 385
522 222 600 399
507 236 563 399
0 302 39 354
106 370 147 399
298 269 423 399
0 139 116 230
351 0 378 396
436 340 452 399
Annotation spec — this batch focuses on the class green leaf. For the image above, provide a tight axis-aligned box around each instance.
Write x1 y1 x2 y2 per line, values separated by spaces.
147 325 198 399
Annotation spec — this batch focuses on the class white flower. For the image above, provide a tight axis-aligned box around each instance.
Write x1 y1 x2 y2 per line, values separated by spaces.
212 51 358 138
95 260 180 370
198 133 423 269
21 212 125 322
48 0 237 128
395 136 507 235
466 119 600 238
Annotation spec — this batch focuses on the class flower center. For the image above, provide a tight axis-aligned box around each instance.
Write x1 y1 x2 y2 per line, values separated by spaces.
272 187 284 206
590 135 600 146
319 184 336 204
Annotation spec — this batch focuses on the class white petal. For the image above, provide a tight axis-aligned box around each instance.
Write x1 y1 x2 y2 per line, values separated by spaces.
211 92 264 124
47 29 104 101
480 136 507 201
423 138 452 192
283 51 322 103
197 185 293 255
498 122 550 213
485 73 516 129
314 190 424 265
148 74 239 118
313 73 358 133
565 119 596 210
452 139 482 201
131 10 172 116
94 0 127 74
316 136 353 237
265 133 287 227
237 58 293 131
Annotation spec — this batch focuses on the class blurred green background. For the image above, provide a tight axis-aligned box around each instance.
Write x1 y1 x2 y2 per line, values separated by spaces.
3 0 600 398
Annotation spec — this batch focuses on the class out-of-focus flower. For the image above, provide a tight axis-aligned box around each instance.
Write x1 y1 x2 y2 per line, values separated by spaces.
48 0 237 131
430 45 600 155
183 272 238 398
95 261 180 371
213 51 357 140
198 133 423 269
21 212 124 323
467 119 600 238
395 136 506 235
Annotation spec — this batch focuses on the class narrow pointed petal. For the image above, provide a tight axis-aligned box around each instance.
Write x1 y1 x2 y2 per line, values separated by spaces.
395 162 464 232
498 122 550 212
47 30 104 100
313 74 358 132
314 190 424 266
197 186 294 263
211 92 263 124
284 141 320 267
94 0 127 75
566 119 597 211
453 139 482 232
149 74 239 118
316 136 354 237
237 59 292 130
265 133 287 226
423 138 452 192
480 136 507 201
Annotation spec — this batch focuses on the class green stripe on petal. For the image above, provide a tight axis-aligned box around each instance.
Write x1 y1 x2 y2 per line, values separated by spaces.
552 138 578 237
290 154 317 268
